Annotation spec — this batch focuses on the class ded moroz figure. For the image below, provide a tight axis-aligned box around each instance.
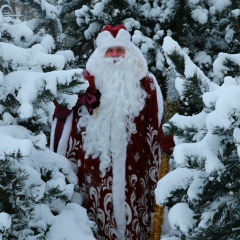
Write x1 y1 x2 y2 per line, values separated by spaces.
51 25 174 240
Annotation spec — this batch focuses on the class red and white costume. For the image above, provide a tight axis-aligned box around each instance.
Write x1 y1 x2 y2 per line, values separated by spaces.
51 25 174 240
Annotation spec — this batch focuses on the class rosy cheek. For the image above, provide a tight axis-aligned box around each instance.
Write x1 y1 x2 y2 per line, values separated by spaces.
105 52 112 57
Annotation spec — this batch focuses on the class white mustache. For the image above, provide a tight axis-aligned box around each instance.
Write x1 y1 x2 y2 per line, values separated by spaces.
104 57 124 64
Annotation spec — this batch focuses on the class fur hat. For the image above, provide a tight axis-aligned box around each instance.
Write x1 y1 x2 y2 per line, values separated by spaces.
86 25 148 80
96 25 132 50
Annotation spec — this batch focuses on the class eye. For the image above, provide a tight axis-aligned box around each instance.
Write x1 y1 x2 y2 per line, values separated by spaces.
106 48 113 53
117 48 124 52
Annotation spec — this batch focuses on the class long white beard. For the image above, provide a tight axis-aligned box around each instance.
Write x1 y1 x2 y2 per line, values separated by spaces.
78 53 147 176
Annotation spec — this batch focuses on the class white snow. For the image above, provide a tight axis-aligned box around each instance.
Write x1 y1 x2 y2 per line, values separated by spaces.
46 203 96 240
155 168 195 205
1 22 33 46
191 8 208 24
41 0 58 20
0 42 65 72
123 18 140 31
55 49 75 62
194 51 212 68
209 0 231 15
0 125 36 157
0 14 92 239
168 203 197 232
0 213 11 231
213 52 240 81
156 33 240 236
40 34 56 53
163 36 218 95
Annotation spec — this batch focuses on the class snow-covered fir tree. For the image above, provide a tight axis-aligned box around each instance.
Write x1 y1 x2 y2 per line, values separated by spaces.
156 35 240 240
0 9 96 240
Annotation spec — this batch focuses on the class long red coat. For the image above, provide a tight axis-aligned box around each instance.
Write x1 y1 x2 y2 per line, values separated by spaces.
52 71 174 240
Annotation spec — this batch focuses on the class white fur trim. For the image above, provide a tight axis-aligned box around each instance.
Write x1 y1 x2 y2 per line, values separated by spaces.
96 29 132 50
50 118 57 151
132 45 148 80
57 111 73 156
112 143 127 239
149 72 164 127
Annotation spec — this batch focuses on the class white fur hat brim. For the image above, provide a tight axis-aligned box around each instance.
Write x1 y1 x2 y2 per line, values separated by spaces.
96 28 132 50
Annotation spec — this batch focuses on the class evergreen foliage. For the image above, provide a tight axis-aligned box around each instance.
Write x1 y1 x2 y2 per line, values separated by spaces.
0 6 92 240
157 35 240 240
0 152 70 239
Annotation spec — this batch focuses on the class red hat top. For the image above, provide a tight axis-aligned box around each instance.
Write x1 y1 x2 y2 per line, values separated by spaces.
101 25 127 38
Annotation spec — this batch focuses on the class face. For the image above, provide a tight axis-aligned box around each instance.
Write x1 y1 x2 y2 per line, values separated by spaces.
105 46 125 58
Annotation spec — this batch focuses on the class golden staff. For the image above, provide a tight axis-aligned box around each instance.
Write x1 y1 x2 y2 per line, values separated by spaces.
149 152 171 240
149 100 179 240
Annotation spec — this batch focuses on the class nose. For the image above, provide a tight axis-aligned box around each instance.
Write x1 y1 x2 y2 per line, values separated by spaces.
111 49 120 57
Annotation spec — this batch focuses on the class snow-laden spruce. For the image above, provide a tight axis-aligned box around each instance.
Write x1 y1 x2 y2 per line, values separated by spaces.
156 36 240 239
0 14 96 238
